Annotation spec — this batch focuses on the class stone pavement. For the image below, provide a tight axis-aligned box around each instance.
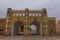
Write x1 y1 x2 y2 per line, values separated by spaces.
0 35 60 40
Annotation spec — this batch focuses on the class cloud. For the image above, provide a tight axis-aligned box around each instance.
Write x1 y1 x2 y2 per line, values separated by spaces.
44 0 60 20
0 0 60 21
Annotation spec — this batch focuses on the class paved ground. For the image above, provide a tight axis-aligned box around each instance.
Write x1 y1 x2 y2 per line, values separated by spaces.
0 35 60 40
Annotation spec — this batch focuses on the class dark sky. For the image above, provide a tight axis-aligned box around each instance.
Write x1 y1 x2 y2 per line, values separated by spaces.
0 0 60 21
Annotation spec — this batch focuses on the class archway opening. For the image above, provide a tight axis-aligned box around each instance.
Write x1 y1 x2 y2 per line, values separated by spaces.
30 21 40 35
30 25 37 34
14 21 24 35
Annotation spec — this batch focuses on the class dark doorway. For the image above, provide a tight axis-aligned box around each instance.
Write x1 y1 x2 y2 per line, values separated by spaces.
14 21 24 35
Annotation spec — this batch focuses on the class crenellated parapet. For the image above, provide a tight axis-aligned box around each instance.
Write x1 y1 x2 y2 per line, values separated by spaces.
4 8 56 36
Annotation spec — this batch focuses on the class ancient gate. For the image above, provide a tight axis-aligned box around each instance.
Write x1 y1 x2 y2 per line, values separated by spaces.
5 8 49 36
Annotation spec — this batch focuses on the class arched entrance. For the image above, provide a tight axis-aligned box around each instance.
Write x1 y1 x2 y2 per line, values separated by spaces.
14 21 24 35
30 21 40 35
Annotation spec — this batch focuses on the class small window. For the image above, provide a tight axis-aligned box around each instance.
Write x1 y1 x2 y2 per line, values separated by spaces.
23 13 25 16
39 14 41 16
20 13 22 16
29 13 32 16
33 13 35 16
36 14 38 16
16 13 19 16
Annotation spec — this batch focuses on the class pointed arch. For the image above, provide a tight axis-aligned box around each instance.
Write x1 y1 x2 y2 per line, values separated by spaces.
30 21 40 35
13 20 24 35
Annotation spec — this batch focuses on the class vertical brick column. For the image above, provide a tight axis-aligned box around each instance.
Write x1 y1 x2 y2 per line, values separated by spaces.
5 17 8 35
24 8 30 36
5 8 12 35
42 8 49 36
11 14 15 36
